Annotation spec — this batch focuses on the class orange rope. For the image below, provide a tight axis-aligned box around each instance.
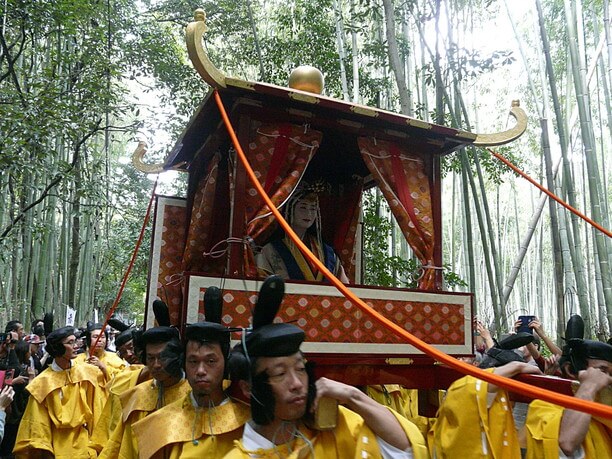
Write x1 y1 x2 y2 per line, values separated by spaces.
487 148 611 238
214 90 612 419
91 176 159 352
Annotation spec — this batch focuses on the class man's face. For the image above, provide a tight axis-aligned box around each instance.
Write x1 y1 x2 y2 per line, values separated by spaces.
89 329 106 351
587 358 612 376
146 341 172 385
118 340 138 364
255 352 308 422
61 335 79 359
185 341 225 403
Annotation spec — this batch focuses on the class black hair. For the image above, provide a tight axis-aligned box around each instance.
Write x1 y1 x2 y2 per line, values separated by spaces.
46 327 76 358
250 369 276 425
31 319 44 333
157 338 184 379
14 340 30 365
5 320 22 333
32 324 45 338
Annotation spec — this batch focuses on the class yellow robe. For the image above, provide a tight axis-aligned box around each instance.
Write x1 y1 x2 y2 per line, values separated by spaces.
74 350 127 381
132 393 250 459
89 365 147 453
367 385 435 439
525 399 612 459
223 405 429 459
107 364 146 394
13 363 106 459
430 372 520 459
98 378 191 458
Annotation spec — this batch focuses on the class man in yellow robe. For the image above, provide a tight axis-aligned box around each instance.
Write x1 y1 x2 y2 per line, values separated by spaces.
430 335 542 459
13 326 106 458
132 321 250 458
88 327 149 453
94 326 190 457
224 322 429 459
74 322 127 381
525 339 612 458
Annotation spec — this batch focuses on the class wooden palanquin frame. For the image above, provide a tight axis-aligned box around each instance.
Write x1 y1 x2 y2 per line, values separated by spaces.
144 80 483 385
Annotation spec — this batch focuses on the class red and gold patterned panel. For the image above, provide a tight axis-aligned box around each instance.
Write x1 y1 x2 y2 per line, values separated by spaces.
147 197 188 327
185 276 471 353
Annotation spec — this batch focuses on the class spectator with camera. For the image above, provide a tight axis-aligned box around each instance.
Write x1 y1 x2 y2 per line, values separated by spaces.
513 316 562 373
0 334 19 381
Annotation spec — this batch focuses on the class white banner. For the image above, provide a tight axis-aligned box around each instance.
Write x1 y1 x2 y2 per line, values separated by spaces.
65 306 76 326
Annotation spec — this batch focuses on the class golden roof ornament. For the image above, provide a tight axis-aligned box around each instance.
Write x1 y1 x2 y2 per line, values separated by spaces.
186 8 226 88
181 8 526 148
131 140 165 174
473 100 527 146
288 65 324 94
132 8 528 175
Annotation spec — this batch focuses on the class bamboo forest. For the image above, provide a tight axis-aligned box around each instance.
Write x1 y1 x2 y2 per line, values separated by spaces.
1 0 611 345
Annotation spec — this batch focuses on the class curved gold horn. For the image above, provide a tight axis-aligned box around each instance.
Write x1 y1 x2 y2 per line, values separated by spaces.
472 100 527 147
131 141 165 174
186 9 226 88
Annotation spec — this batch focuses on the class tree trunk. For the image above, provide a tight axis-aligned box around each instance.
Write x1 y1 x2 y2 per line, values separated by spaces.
332 0 350 101
540 118 566 337
381 0 410 114
565 0 612 332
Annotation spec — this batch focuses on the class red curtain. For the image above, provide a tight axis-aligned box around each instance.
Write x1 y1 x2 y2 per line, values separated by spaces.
240 120 323 276
358 138 436 289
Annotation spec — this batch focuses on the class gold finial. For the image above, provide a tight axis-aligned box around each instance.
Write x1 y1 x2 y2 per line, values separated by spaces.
194 8 206 21
131 140 165 174
472 100 527 147
289 65 324 94
186 9 226 88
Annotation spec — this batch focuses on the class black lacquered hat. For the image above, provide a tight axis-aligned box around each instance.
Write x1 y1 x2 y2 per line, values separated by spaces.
245 323 305 358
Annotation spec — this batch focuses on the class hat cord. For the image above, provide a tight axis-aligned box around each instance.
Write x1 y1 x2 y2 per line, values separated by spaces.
271 422 315 458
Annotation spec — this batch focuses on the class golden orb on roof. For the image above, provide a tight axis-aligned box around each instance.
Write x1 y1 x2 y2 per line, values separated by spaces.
288 65 324 94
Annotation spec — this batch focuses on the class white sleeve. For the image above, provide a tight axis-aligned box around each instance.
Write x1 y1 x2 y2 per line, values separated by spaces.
377 436 413 459
558 446 585 459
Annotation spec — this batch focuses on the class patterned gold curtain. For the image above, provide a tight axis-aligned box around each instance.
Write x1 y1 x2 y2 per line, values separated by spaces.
358 138 436 289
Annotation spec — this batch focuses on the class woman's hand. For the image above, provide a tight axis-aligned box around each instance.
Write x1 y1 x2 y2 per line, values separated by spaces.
0 386 14 410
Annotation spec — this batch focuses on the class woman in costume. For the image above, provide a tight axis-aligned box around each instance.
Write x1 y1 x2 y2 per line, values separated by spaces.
256 183 349 283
